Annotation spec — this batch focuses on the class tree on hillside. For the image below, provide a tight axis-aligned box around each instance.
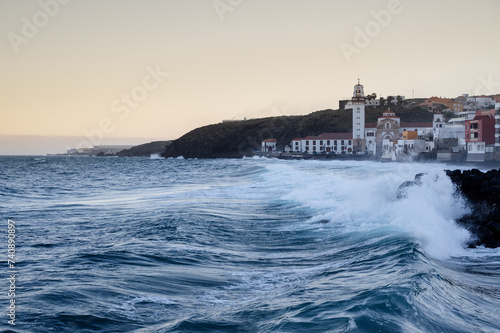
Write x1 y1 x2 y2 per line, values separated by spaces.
379 97 386 107
366 93 377 102
396 95 403 108
387 96 395 107
442 111 454 122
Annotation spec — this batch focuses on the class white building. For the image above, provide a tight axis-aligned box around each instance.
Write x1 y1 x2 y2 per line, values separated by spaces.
448 111 477 125
435 125 466 142
365 127 377 155
467 141 487 162
291 133 353 154
365 99 380 107
396 139 426 155
261 139 277 153
466 96 495 109
475 96 495 109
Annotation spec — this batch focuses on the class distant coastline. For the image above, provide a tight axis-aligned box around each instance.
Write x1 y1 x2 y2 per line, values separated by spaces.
62 87 499 162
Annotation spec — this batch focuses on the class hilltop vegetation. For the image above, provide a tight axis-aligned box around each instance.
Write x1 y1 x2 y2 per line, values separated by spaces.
161 106 434 158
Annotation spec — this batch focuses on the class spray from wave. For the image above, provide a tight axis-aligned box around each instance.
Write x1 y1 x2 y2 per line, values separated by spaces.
262 161 471 260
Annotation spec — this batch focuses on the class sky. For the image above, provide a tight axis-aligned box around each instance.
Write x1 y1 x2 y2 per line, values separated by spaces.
1 0 500 155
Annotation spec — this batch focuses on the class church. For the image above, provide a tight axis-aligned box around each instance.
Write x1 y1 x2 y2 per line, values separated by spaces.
290 81 434 157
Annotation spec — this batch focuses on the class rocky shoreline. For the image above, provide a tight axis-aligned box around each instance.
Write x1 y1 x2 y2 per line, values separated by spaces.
445 169 500 248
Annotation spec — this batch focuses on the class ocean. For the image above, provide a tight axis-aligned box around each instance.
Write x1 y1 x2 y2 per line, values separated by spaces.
1 155 499 333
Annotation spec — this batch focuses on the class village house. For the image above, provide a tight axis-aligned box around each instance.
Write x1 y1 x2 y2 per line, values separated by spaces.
261 139 277 153
261 82 500 162
465 115 495 162
474 96 496 109
291 133 353 154
434 113 466 161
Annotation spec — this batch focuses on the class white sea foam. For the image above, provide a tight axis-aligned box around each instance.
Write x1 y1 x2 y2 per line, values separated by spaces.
149 154 164 159
258 160 471 260
116 295 177 312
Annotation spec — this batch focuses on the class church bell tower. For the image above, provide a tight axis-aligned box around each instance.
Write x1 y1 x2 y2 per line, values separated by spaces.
352 79 366 152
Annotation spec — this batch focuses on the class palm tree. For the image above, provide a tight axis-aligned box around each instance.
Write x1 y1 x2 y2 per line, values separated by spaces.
387 96 395 107
396 95 403 108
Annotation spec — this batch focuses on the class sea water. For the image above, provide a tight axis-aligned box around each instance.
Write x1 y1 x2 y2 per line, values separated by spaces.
1 156 499 332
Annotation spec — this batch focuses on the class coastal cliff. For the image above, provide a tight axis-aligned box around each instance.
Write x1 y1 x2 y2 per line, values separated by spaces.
117 141 171 157
446 169 500 248
163 107 433 158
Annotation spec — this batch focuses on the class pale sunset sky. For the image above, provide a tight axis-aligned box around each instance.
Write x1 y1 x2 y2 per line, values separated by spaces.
1 0 499 154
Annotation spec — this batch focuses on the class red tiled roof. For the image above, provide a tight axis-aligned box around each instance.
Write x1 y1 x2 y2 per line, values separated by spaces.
379 112 399 119
317 133 352 140
300 133 352 140
262 139 277 142
428 97 452 103
365 123 377 129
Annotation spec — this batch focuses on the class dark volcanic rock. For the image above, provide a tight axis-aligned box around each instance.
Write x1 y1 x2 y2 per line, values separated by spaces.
445 169 500 248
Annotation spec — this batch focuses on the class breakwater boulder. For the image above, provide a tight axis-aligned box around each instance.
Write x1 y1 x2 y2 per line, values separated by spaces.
445 169 500 248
